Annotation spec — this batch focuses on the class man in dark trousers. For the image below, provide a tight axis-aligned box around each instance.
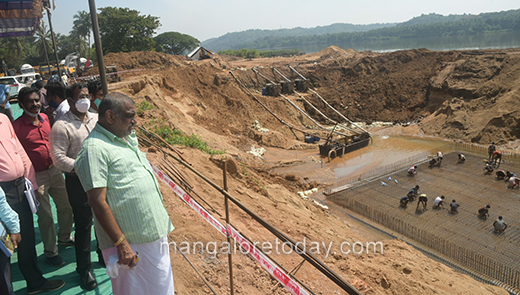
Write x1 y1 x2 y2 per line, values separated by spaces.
0 113 65 294
13 88 74 268
49 83 98 290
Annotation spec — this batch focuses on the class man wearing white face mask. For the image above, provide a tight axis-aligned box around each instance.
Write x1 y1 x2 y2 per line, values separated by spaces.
13 87 74 269
50 83 98 290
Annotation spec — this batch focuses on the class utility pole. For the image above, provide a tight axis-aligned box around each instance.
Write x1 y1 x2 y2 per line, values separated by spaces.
43 2 61 81
88 0 108 96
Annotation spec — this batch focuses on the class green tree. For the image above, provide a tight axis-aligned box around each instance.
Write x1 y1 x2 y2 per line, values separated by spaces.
154 32 200 55
70 10 92 58
55 33 77 58
98 7 160 53
35 24 52 59
0 37 33 68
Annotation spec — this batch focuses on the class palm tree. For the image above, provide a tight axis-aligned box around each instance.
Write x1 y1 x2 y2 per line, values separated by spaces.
2 37 31 67
35 24 52 58
71 10 92 58
35 24 52 71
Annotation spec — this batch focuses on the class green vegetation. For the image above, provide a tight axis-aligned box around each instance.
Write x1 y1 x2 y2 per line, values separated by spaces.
0 7 197 71
218 48 304 58
98 7 160 53
206 9 520 51
136 100 155 114
202 23 395 52
154 32 200 55
152 124 226 156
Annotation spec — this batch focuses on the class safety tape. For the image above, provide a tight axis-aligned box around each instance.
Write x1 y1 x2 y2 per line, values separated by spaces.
227 225 310 295
150 162 310 295
150 163 227 236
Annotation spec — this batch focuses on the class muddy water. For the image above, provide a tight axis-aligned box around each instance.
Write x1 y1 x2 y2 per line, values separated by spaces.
265 135 458 182
263 135 460 241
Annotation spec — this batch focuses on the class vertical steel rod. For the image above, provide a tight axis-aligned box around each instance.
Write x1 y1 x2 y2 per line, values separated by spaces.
223 161 235 295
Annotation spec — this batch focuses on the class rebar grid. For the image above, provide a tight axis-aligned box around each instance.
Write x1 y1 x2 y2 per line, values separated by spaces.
328 152 520 291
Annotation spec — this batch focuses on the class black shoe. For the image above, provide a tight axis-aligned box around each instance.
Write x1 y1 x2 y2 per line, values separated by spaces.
80 270 98 291
45 255 65 267
58 238 75 247
27 280 65 294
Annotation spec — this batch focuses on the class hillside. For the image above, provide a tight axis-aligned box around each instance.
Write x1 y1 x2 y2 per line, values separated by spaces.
100 47 520 294
202 9 520 52
201 23 395 52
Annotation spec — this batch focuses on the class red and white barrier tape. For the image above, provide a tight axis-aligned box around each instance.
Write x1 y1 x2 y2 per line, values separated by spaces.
151 163 227 236
150 162 309 295
227 225 310 295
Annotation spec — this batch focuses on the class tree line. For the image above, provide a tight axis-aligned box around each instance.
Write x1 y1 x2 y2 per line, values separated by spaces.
202 23 395 52
0 7 200 72
213 9 520 51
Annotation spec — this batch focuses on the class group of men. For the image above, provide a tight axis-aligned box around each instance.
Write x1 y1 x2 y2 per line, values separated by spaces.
1 81 175 295
398 150 509 234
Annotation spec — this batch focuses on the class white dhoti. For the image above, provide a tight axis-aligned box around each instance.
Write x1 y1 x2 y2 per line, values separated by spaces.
102 236 174 295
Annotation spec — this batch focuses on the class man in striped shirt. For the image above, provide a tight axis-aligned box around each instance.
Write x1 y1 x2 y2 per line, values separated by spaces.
75 93 174 295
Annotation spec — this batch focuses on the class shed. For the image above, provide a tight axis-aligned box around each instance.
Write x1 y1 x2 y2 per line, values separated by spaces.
187 47 214 61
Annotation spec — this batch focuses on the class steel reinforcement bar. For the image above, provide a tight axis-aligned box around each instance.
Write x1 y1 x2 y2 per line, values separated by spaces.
331 197 520 293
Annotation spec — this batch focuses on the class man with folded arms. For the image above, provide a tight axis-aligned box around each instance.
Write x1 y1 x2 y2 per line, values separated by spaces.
75 93 174 295
13 87 74 268
0 113 65 294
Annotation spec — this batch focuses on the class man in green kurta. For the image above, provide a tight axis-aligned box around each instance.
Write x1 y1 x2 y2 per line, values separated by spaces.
75 93 174 295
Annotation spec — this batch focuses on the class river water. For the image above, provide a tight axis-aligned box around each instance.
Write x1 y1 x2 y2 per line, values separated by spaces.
265 31 520 54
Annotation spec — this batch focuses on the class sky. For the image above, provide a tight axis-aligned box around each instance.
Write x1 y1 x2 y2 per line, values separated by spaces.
50 0 520 42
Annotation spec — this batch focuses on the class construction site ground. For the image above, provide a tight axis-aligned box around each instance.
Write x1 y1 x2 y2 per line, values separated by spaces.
17 47 520 295
327 152 520 292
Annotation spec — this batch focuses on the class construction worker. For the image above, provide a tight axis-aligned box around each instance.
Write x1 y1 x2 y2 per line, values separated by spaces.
508 176 519 189
493 216 508 233
450 200 460 214
492 150 502 166
407 185 420 202
437 151 443 165
408 165 417 176
496 170 506 180
432 195 445 209
417 194 428 211
484 164 494 174
478 205 491 219
399 195 409 208
488 142 496 161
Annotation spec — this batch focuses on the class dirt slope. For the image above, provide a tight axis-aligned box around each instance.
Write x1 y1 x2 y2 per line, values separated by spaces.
101 47 520 294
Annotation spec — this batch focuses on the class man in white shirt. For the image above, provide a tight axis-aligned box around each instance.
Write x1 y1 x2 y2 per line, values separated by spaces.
493 216 507 233
433 195 445 209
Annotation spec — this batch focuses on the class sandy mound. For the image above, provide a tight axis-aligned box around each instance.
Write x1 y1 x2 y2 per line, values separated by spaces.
84 51 186 76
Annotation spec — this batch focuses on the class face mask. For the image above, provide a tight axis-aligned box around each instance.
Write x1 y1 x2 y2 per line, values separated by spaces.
74 98 91 113
49 101 58 109
94 98 101 108
22 106 40 118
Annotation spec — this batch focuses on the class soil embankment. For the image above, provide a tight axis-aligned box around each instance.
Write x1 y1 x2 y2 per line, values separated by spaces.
102 47 519 294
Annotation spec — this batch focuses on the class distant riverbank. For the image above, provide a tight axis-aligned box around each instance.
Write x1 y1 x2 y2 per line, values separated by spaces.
263 31 520 54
